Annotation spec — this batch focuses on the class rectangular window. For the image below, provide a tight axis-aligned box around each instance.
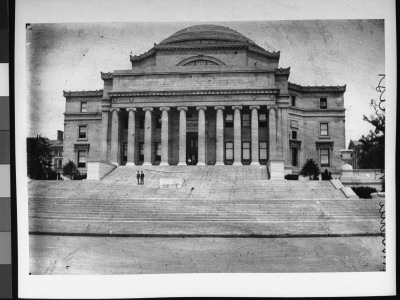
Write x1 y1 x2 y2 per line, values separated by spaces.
139 142 144 161
320 98 327 109
77 150 86 168
156 142 161 160
292 131 297 140
259 142 268 160
225 113 233 128
78 125 87 139
242 142 251 160
123 142 127 162
81 102 87 112
291 96 296 107
320 149 330 167
225 142 233 160
320 123 329 136
56 159 62 168
242 114 250 127
259 113 267 125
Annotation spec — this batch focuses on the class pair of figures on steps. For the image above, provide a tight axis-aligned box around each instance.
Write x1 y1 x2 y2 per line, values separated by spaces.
136 171 145 185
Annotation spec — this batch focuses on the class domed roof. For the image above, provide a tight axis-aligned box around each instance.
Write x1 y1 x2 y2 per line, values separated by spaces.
160 24 258 46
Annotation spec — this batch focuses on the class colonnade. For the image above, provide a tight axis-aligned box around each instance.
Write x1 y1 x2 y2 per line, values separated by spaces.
101 105 286 166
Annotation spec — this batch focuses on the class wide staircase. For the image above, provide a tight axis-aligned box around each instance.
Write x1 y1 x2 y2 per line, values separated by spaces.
28 165 384 236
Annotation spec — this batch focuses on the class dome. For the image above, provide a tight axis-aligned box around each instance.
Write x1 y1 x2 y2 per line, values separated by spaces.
160 24 258 46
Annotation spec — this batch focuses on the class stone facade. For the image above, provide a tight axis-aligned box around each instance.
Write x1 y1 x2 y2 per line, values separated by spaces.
63 25 346 176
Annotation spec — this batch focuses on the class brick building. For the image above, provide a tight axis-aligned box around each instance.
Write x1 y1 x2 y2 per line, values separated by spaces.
63 25 346 178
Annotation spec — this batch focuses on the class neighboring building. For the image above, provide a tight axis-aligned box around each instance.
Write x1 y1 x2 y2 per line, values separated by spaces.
49 130 64 173
63 25 346 176
348 139 362 169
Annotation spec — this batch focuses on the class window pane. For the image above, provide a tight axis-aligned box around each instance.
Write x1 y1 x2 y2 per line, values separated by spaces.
320 98 327 109
292 131 297 139
320 149 329 166
226 149 233 160
259 142 267 160
79 126 87 138
78 151 86 168
81 102 87 112
243 149 250 160
242 114 250 127
226 142 233 160
140 143 144 155
320 123 328 136
259 114 267 123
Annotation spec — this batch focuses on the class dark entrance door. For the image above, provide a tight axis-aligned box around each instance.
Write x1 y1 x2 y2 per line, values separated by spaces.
187 132 198 165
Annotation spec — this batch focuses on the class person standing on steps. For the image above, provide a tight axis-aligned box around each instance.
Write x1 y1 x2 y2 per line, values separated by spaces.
136 171 140 185
140 171 145 185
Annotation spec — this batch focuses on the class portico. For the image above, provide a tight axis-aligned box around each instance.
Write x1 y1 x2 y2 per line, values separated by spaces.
100 101 288 166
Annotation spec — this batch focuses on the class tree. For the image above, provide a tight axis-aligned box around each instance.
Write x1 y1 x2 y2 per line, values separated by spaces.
27 135 53 179
299 158 320 180
358 100 385 170
63 160 79 179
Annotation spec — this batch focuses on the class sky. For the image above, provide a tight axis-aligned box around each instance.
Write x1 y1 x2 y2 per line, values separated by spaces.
26 19 385 145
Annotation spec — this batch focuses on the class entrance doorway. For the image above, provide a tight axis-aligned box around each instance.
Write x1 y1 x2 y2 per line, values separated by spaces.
187 132 198 165
291 147 298 167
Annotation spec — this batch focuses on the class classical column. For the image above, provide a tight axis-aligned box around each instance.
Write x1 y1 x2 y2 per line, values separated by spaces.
196 106 207 165
214 106 225 165
268 106 277 160
100 109 109 161
232 105 242 165
126 108 136 165
160 107 170 166
282 108 289 163
250 105 260 165
143 107 153 166
110 108 120 165
277 108 283 159
177 107 188 165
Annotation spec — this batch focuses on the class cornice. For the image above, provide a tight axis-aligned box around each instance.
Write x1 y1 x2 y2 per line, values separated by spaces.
109 88 280 98
63 90 104 97
130 43 280 64
114 68 278 76
288 82 346 93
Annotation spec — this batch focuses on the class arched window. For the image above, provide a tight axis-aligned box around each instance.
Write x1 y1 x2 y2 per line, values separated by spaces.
183 59 219 66
177 55 225 66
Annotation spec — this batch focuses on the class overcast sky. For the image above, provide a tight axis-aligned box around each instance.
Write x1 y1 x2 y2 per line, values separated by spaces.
26 19 384 145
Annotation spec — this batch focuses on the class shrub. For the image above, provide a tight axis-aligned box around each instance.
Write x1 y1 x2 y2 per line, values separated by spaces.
285 174 299 180
299 158 320 180
321 169 332 181
351 186 378 199
63 160 78 179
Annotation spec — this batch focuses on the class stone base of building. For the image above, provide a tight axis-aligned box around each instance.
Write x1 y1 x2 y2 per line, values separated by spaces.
87 161 116 180
267 159 285 180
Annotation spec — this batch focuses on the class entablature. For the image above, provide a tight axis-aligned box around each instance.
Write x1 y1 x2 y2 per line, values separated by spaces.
108 88 280 98
63 90 103 98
